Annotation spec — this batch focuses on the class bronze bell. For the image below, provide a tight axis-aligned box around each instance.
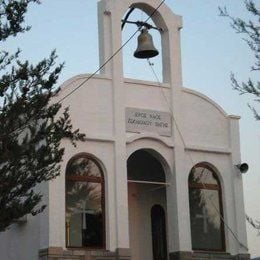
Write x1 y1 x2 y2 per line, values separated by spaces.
134 28 159 59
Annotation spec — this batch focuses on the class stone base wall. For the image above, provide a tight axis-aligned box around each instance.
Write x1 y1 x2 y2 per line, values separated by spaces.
39 247 131 260
39 248 249 260
169 251 250 260
169 251 193 260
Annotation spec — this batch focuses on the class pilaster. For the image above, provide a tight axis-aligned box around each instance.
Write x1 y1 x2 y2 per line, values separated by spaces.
229 116 249 254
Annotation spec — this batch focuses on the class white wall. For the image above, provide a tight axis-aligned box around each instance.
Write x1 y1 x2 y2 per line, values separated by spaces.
0 182 49 260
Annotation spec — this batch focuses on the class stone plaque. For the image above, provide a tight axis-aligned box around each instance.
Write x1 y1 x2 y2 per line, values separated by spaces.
126 107 172 137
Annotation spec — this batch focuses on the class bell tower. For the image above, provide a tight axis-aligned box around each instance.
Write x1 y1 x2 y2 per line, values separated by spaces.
98 0 183 85
97 0 187 259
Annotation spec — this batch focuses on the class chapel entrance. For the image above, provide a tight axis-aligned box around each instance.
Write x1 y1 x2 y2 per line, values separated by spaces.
127 150 168 260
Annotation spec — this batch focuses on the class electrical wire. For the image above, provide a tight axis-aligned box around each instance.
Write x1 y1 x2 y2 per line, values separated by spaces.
146 59 249 251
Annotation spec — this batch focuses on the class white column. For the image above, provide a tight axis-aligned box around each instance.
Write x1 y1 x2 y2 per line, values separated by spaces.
229 116 249 254
167 21 192 253
98 1 130 251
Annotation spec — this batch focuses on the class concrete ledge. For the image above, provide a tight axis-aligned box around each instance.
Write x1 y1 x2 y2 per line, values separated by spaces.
39 247 131 260
39 247 83 260
169 251 193 260
169 251 250 260
193 252 234 259
234 254 251 260
39 248 249 260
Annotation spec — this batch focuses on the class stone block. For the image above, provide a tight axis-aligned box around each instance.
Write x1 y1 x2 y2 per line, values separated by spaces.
235 254 250 260
169 251 193 260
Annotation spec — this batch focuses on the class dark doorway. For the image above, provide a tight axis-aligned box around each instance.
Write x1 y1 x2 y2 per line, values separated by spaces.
127 149 168 260
151 205 167 260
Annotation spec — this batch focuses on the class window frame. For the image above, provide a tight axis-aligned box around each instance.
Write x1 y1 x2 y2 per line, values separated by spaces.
188 163 226 252
65 153 106 250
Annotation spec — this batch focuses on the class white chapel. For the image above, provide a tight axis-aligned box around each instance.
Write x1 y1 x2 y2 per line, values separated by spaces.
0 0 250 259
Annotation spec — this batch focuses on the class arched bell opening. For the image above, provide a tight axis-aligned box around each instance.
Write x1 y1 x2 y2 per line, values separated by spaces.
122 8 163 82
127 149 168 260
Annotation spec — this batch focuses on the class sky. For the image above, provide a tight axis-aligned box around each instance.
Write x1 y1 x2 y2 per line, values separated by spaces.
3 0 260 257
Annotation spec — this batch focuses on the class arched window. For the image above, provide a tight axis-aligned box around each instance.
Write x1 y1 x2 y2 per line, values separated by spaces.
65 154 105 248
188 163 225 251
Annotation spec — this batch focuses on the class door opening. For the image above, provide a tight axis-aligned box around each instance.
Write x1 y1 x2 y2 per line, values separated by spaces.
127 149 168 260
151 205 167 260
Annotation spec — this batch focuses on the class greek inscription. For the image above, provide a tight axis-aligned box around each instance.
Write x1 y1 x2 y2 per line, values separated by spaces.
135 112 147 118
155 122 168 128
128 118 152 126
150 114 161 120
126 108 172 137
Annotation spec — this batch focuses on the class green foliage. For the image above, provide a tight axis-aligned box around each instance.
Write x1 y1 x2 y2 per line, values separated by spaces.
0 0 85 231
219 0 260 120
0 0 40 41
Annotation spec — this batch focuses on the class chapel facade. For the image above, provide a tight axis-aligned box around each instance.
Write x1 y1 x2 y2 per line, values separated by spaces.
0 0 250 260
